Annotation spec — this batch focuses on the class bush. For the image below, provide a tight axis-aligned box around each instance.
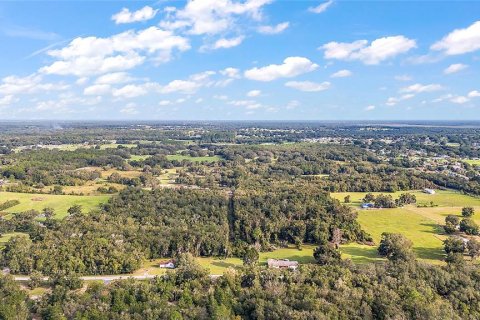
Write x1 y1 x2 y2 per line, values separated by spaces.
459 218 479 235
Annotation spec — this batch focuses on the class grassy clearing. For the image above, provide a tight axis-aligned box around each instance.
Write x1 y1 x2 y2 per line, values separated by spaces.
158 168 179 185
129 155 151 161
0 192 110 219
166 154 222 163
463 159 480 166
136 245 317 276
331 190 480 264
0 232 28 246
331 190 480 207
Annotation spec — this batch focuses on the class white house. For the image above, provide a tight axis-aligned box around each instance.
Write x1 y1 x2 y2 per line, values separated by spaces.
267 259 298 271
423 188 436 195
159 260 175 269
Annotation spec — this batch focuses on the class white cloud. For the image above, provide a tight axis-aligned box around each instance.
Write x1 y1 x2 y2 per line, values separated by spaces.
386 94 415 106
120 103 139 114
431 21 480 55
214 94 229 100
468 90 480 98
285 81 330 92
450 96 469 104
330 69 352 78
211 36 245 50
244 57 318 81
220 67 241 78
84 84 111 96
322 35 416 65
161 80 200 94
0 74 69 95
0 95 17 106
113 84 148 98
400 83 443 93
443 63 468 74
112 6 158 24
247 90 261 97
309 0 334 14
160 0 273 36
40 27 190 76
365 105 375 111
257 22 289 34
229 99 262 109
95 72 133 85
159 100 172 106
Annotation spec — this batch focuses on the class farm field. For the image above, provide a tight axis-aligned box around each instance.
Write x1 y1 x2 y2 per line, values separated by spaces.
0 192 110 219
331 190 480 264
166 154 222 162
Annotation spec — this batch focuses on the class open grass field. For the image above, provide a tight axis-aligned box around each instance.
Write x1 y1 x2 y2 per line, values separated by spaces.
166 154 222 162
332 190 480 207
135 245 317 276
98 143 137 150
463 159 480 166
129 155 151 161
331 190 480 264
0 232 28 245
0 192 110 219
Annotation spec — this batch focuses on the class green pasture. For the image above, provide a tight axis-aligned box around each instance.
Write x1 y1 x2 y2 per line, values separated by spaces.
331 190 480 264
0 192 110 219
463 159 480 166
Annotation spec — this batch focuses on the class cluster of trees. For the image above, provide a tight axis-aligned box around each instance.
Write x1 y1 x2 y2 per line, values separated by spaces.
2 251 480 319
444 207 478 235
361 192 417 208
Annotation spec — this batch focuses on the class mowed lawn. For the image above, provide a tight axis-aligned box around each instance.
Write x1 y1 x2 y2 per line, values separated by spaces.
0 192 110 219
332 190 480 264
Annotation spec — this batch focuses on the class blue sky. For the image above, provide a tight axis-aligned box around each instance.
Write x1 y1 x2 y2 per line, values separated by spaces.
0 0 479 120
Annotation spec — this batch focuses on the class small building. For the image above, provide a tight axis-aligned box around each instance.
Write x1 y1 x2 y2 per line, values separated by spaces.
267 259 298 271
159 260 175 269
361 203 374 209
423 188 436 195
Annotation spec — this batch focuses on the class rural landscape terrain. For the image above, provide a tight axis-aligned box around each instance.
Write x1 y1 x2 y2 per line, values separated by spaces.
0 121 479 318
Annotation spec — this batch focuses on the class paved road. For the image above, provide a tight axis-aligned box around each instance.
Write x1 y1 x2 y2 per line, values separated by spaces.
13 274 222 282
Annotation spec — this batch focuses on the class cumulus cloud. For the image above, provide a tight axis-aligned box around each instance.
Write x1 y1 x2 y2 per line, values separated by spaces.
229 99 262 109
431 21 480 55
160 0 273 35
365 105 375 111
321 35 416 65
443 63 468 74
309 0 334 14
40 27 190 76
113 84 148 98
84 84 111 96
95 72 133 85
386 94 415 106
330 69 352 78
450 96 469 104
468 90 480 98
112 6 158 24
0 95 18 106
120 103 139 114
400 83 443 93
257 22 289 34
220 67 241 78
247 90 261 97
210 36 245 50
285 81 330 92
161 80 200 94
244 57 318 81
0 74 69 95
